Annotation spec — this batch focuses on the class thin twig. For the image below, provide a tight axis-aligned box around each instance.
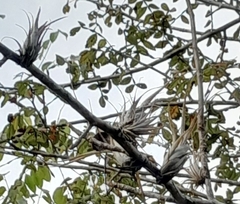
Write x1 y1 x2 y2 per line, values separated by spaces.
186 0 214 201
70 123 92 149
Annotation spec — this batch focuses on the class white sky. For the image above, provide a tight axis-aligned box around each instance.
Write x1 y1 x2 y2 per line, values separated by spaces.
1 0 240 203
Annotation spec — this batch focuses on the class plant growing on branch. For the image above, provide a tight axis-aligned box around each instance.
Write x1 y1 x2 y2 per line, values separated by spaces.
1 0 240 204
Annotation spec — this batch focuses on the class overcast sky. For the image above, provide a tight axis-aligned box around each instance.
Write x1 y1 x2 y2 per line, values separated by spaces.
1 0 240 203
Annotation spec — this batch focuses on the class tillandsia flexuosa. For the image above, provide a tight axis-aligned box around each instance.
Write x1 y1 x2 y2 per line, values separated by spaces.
91 86 163 202
184 151 205 188
92 87 162 173
117 87 162 146
15 8 64 66
157 114 197 184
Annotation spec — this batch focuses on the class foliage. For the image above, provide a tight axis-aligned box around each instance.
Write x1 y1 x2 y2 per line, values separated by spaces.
1 0 240 203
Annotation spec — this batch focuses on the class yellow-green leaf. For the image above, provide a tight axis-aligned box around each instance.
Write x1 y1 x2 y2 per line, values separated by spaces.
161 3 169 11
143 40 155 50
86 34 97 48
98 39 106 48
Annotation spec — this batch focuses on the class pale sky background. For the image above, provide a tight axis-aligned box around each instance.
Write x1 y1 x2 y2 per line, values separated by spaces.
1 0 240 203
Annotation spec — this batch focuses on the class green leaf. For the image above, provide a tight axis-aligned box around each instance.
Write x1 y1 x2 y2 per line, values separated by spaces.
162 128 172 141
154 31 163 38
62 2 70 14
34 172 43 188
233 26 240 39
0 186 6 196
136 7 147 20
78 140 90 154
161 3 169 11
229 88 240 102
42 189 52 203
214 81 227 89
155 40 168 48
25 174 36 193
6 124 15 139
43 106 49 115
120 77 132 85
88 13 94 21
38 166 51 182
127 34 137 45
112 77 120 85
98 54 109 66
136 83 147 89
24 107 35 117
42 40 50 49
118 28 123 35
130 54 140 67
135 1 143 9
181 15 189 24
88 84 98 90
70 27 80 36
204 20 211 28
59 29 68 39
98 81 107 88
169 56 179 67
226 188 233 200
125 85 134 93
50 31 59 43
104 15 112 27
115 13 122 25
136 45 148 55
53 187 67 204
98 39 107 48
20 184 30 198
206 37 212 47
86 34 97 48
134 199 141 204
153 10 165 19
143 40 155 50
234 186 240 194
149 4 159 9
144 14 152 25
1 94 9 107
56 55 65 66
128 0 137 3
99 96 106 107
23 115 32 126
42 62 52 71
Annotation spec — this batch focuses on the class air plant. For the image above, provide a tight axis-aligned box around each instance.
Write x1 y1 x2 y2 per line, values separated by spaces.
157 115 197 184
107 88 162 173
92 87 162 172
117 88 162 145
16 8 64 66
185 152 205 188
158 144 190 184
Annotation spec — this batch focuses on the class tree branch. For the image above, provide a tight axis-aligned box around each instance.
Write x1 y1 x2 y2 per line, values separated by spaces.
67 99 239 125
186 0 215 201
59 16 240 88
197 0 240 12
0 41 172 199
